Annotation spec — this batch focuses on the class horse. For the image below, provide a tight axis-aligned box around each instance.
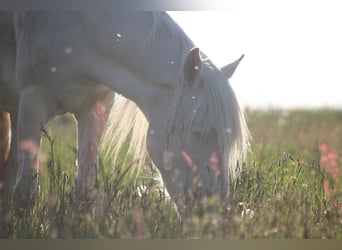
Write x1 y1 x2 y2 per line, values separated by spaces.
0 12 249 213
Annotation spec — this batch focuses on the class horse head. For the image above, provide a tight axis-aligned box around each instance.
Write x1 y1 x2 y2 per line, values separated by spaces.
145 47 248 211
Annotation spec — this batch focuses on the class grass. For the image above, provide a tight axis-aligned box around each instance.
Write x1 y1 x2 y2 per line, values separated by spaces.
1 109 342 238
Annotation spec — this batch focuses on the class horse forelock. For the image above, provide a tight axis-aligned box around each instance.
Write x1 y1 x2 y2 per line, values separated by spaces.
202 63 249 179
176 58 249 177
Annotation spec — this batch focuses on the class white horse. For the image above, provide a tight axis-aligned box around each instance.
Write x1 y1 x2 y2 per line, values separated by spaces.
0 12 248 212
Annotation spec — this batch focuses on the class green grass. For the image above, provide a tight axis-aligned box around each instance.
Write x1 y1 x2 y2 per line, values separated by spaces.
1 109 342 238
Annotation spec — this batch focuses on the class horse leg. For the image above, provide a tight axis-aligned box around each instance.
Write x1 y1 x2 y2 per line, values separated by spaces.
0 111 11 194
0 112 18 237
0 111 19 201
74 90 114 201
13 86 49 209
1 112 18 202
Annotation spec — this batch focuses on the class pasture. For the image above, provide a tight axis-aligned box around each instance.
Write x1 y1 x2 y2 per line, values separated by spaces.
1 108 341 239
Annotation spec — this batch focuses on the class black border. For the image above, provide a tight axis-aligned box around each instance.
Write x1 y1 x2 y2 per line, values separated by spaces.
0 0 233 11
0 239 341 250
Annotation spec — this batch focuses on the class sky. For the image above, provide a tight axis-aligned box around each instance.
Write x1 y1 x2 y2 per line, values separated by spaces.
168 0 342 109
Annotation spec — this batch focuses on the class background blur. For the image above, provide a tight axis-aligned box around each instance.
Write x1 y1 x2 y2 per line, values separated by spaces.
168 0 342 109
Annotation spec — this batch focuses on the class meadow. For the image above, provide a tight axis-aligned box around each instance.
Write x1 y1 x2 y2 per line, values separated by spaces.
1 108 342 239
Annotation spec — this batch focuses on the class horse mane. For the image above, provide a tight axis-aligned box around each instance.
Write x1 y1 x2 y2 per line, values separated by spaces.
101 97 149 176
100 12 249 186
200 57 249 179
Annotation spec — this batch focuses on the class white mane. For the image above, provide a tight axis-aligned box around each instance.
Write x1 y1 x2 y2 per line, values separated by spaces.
200 57 249 179
101 97 149 176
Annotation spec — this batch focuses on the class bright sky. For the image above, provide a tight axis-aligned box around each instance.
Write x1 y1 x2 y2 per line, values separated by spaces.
168 0 342 109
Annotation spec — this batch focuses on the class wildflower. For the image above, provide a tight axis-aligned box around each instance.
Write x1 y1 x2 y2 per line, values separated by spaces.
319 143 341 213
318 143 328 153
241 208 255 219
302 182 308 190
136 185 148 197
264 227 278 237
239 202 255 219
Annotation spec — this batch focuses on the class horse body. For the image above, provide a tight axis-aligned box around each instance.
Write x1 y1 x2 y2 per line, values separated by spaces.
0 11 248 213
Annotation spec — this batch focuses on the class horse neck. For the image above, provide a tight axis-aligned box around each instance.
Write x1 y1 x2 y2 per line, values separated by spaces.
92 12 194 115
116 12 194 83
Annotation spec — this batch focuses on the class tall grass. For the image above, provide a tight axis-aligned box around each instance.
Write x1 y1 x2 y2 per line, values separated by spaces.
1 109 342 238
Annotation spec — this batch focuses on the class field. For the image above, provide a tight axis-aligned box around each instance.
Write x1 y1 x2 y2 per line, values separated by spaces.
1 109 342 239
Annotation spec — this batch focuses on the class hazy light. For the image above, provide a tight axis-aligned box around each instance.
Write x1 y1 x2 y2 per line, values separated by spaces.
168 2 342 109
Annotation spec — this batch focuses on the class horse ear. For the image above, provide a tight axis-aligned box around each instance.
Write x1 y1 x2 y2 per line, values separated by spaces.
220 54 244 79
183 47 202 85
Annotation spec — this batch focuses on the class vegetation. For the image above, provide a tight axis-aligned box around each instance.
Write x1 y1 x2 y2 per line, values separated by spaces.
1 109 342 238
